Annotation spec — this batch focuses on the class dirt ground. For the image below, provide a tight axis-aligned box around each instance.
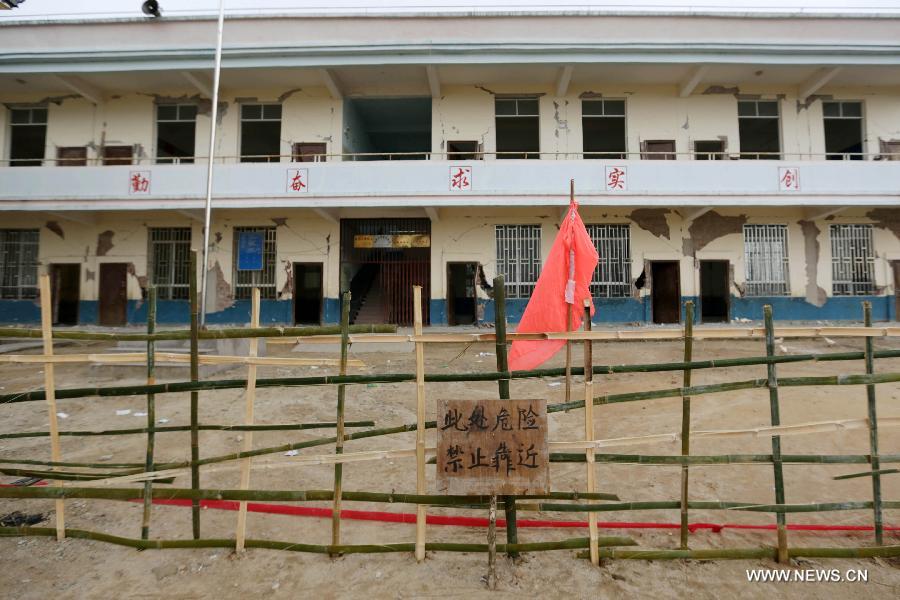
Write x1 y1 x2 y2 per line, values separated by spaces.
1 330 899 599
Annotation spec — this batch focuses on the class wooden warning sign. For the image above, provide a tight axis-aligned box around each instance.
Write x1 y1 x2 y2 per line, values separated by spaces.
436 398 549 496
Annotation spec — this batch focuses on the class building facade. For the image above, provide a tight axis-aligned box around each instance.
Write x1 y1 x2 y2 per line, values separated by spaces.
1 8 899 326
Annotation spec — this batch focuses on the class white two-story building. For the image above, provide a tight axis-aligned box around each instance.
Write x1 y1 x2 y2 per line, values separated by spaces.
1 6 899 326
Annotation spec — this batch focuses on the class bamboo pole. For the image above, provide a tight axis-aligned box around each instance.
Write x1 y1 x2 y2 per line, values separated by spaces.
764 305 788 563
863 301 883 545
579 299 600 566
0 324 396 342
487 494 498 589
141 286 157 540
413 286 427 562
493 276 519 558
235 288 260 552
0 421 375 439
679 300 694 550
38 274 65 541
189 250 201 539
0 353 365 368
565 179 575 408
331 291 351 552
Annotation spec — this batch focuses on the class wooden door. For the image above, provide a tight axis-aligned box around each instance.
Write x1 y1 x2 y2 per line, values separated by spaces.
99 263 128 326
651 261 681 324
102 145 133 165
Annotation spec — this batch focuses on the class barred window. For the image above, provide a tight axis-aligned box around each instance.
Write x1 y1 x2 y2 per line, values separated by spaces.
831 224 875 296
587 224 631 298
0 229 39 299
232 226 277 299
743 224 790 296
148 227 192 300
495 225 541 299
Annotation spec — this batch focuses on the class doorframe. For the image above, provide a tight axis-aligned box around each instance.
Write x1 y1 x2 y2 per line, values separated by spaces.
292 261 324 325
49 263 81 325
698 259 731 323
446 261 477 326
649 260 681 324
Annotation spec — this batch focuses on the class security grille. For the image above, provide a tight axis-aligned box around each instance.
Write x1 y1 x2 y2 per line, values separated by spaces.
743 224 790 296
495 225 541 299
831 224 875 296
148 227 192 300
0 229 39 299
587 224 631 298
233 226 277 299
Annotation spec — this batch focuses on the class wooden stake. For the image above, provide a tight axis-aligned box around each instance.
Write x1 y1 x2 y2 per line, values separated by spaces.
413 286 427 562
564 180 575 406
863 301 883 545
679 300 694 549
189 250 201 539
764 305 789 563
583 299 599 566
39 274 65 541
487 494 498 589
493 276 519 557
235 287 260 551
331 291 351 552
141 286 157 539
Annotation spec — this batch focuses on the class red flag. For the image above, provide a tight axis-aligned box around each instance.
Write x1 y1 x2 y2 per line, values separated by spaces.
507 197 598 371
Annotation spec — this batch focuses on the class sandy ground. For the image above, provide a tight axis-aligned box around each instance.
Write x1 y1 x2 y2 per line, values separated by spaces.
1 330 899 599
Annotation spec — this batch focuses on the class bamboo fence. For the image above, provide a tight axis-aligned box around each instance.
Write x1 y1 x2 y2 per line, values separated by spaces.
0 257 898 564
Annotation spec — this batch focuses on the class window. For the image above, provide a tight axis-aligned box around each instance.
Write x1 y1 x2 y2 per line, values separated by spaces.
232 226 277 299
56 146 87 166
292 142 327 162
582 99 626 159
102 145 133 165
641 140 676 160
148 228 192 300
0 229 39 299
8 107 47 166
587 224 631 298
823 101 863 160
738 100 780 159
447 140 481 160
156 104 197 164
743 225 790 296
495 225 541 298
240 104 282 163
831 224 875 296
694 140 725 160
495 97 539 159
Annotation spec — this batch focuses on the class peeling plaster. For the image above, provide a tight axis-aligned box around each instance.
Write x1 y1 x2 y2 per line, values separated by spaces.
142 93 213 116
96 230 115 256
271 217 288 227
209 261 234 312
629 208 670 240
579 91 602 99
702 85 740 95
45 221 64 239
474 85 496 95
685 211 747 256
867 208 900 241
85 269 95 282
277 88 304 103
799 220 828 307
279 259 294 299
214 231 223 244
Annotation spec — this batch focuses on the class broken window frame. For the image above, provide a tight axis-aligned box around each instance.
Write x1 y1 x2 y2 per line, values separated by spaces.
0 229 39 300
494 97 540 159
823 100 864 161
56 146 88 166
693 139 726 160
640 139 676 160
737 99 781 160
292 142 327 162
8 106 47 167
495 224 541 299
148 227 192 301
587 224 632 298
232 226 277 300
102 145 134 166
155 103 197 164
581 98 627 159
239 103 283 163
830 224 876 296
446 140 482 160
742 224 790 296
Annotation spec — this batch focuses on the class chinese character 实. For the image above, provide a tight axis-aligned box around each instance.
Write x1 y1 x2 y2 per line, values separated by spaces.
467 405 489 431
130 173 149 193
517 444 539 469
607 167 625 190
491 442 514 475
444 444 464 473
468 447 490 469
290 171 306 191
517 405 540 430
441 408 468 432
492 407 513 431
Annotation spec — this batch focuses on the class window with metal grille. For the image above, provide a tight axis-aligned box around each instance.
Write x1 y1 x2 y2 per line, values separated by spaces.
8 107 47 166
495 225 541 299
156 104 197 164
0 229 39 299
232 226 277 299
831 224 875 296
587 224 631 298
148 227 192 300
743 224 790 296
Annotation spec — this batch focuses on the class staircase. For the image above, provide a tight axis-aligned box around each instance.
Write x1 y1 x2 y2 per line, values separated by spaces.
348 264 382 324
353 281 386 324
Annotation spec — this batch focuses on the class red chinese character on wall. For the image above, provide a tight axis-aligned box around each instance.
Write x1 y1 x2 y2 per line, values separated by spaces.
778 167 800 191
449 166 472 191
285 168 309 193
128 171 151 195
605 166 626 191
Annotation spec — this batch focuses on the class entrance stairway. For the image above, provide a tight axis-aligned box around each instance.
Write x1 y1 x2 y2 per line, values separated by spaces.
348 264 383 324
353 281 385 324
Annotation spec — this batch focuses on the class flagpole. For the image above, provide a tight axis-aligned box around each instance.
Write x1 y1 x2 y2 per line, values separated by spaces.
565 179 575 405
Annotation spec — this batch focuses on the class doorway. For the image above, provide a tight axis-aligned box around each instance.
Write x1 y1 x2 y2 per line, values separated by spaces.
49 264 80 325
293 262 323 325
447 262 477 325
893 261 900 319
99 263 128 326
700 260 730 323
651 261 680 324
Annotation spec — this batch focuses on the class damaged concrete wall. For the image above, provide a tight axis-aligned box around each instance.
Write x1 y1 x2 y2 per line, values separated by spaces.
431 85 497 157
